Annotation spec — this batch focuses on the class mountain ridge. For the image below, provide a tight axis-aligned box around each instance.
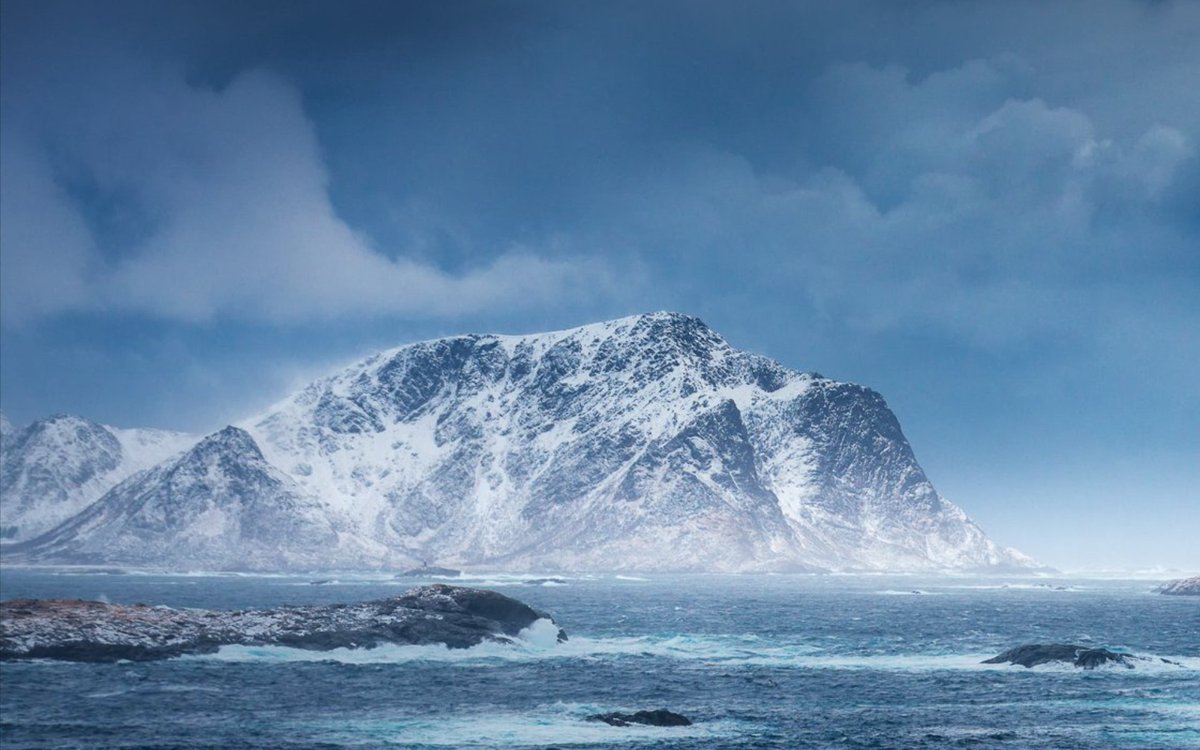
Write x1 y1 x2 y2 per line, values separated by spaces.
2 312 1034 572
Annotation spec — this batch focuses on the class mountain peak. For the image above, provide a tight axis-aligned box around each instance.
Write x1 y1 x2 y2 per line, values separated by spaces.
235 315 1028 572
190 426 263 461
8 316 1031 572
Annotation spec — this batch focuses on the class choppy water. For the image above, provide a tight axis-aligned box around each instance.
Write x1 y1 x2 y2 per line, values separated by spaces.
1 570 1197 749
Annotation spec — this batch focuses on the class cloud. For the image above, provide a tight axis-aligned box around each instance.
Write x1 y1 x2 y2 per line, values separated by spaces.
0 62 607 327
0 128 95 322
565 54 1197 353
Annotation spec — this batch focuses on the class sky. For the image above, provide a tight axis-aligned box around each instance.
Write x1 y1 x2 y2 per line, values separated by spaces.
1 0 1196 571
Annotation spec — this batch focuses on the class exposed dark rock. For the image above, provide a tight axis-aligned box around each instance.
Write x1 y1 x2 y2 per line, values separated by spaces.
0 584 565 662
396 566 462 578
983 644 1139 669
586 709 693 727
523 578 568 586
1157 576 1200 595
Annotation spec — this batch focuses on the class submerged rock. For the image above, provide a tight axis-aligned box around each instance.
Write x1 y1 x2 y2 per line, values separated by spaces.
1157 576 1200 596
983 644 1140 669
586 709 693 727
0 584 565 662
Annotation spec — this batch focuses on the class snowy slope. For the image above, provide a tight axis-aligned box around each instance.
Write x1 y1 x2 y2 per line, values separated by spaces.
7 313 1033 572
0 414 196 542
237 312 1030 572
8 427 348 570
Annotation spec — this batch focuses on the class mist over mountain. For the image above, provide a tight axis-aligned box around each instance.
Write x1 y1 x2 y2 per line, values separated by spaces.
2 313 1032 572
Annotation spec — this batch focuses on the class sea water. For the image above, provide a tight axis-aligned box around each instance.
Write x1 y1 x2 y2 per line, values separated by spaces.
0 570 1197 749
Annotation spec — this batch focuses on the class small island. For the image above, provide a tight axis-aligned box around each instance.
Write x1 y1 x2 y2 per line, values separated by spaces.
0 584 564 662
1156 576 1200 596
983 643 1183 670
395 565 463 578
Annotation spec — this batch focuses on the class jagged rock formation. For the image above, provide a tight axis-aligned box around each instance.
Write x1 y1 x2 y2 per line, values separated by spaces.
0 584 565 662
0 414 195 541
1157 576 1200 595
4 312 1032 572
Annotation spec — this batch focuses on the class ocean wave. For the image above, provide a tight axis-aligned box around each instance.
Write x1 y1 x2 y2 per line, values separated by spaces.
297 702 742 747
189 626 1200 674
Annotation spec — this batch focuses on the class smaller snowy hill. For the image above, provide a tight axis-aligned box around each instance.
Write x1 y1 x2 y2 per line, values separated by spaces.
0 414 196 542
6 427 352 570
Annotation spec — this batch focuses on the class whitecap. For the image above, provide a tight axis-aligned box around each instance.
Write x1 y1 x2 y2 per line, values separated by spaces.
299 702 741 747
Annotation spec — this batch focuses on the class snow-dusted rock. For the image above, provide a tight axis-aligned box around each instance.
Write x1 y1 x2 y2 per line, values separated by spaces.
243 312 1029 571
6 312 1033 572
0 584 565 662
1157 576 1200 596
5 427 352 570
0 414 195 541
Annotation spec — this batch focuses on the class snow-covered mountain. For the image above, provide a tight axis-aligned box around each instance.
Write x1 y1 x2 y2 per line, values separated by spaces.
0 414 196 541
14 427 349 570
4 313 1034 572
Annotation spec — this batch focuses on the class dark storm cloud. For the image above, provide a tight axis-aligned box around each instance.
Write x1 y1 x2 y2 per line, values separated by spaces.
0 1 612 325
3 1 1196 333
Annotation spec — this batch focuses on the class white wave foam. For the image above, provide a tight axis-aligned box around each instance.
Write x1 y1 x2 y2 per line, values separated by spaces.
946 583 1082 592
185 624 1200 674
301 702 739 747
985 654 1200 674
190 628 1012 671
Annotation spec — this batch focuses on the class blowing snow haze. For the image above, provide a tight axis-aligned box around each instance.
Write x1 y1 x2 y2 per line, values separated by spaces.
0 0 1197 571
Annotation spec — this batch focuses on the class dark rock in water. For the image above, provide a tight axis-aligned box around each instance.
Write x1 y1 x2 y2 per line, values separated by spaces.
309 579 334 585
1157 576 1200 596
0 584 565 662
983 644 1139 669
586 709 693 727
396 566 462 578
523 578 568 586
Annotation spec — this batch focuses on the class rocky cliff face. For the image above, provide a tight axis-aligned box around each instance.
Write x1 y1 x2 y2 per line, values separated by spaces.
4 313 1032 572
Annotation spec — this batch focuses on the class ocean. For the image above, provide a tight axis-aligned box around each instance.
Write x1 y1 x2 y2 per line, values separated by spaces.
0 570 1197 749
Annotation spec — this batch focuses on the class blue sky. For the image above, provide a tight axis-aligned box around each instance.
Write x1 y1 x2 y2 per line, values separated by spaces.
1 0 1197 570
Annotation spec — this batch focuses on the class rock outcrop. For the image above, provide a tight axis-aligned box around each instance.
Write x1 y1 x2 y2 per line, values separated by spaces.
984 644 1148 669
0 585 564 662
586 709 693 727
1157 576 1200 596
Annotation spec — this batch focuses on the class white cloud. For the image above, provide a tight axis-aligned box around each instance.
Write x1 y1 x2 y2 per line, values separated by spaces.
0 66 607 327
593 57 1196 350
0 128 94 324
